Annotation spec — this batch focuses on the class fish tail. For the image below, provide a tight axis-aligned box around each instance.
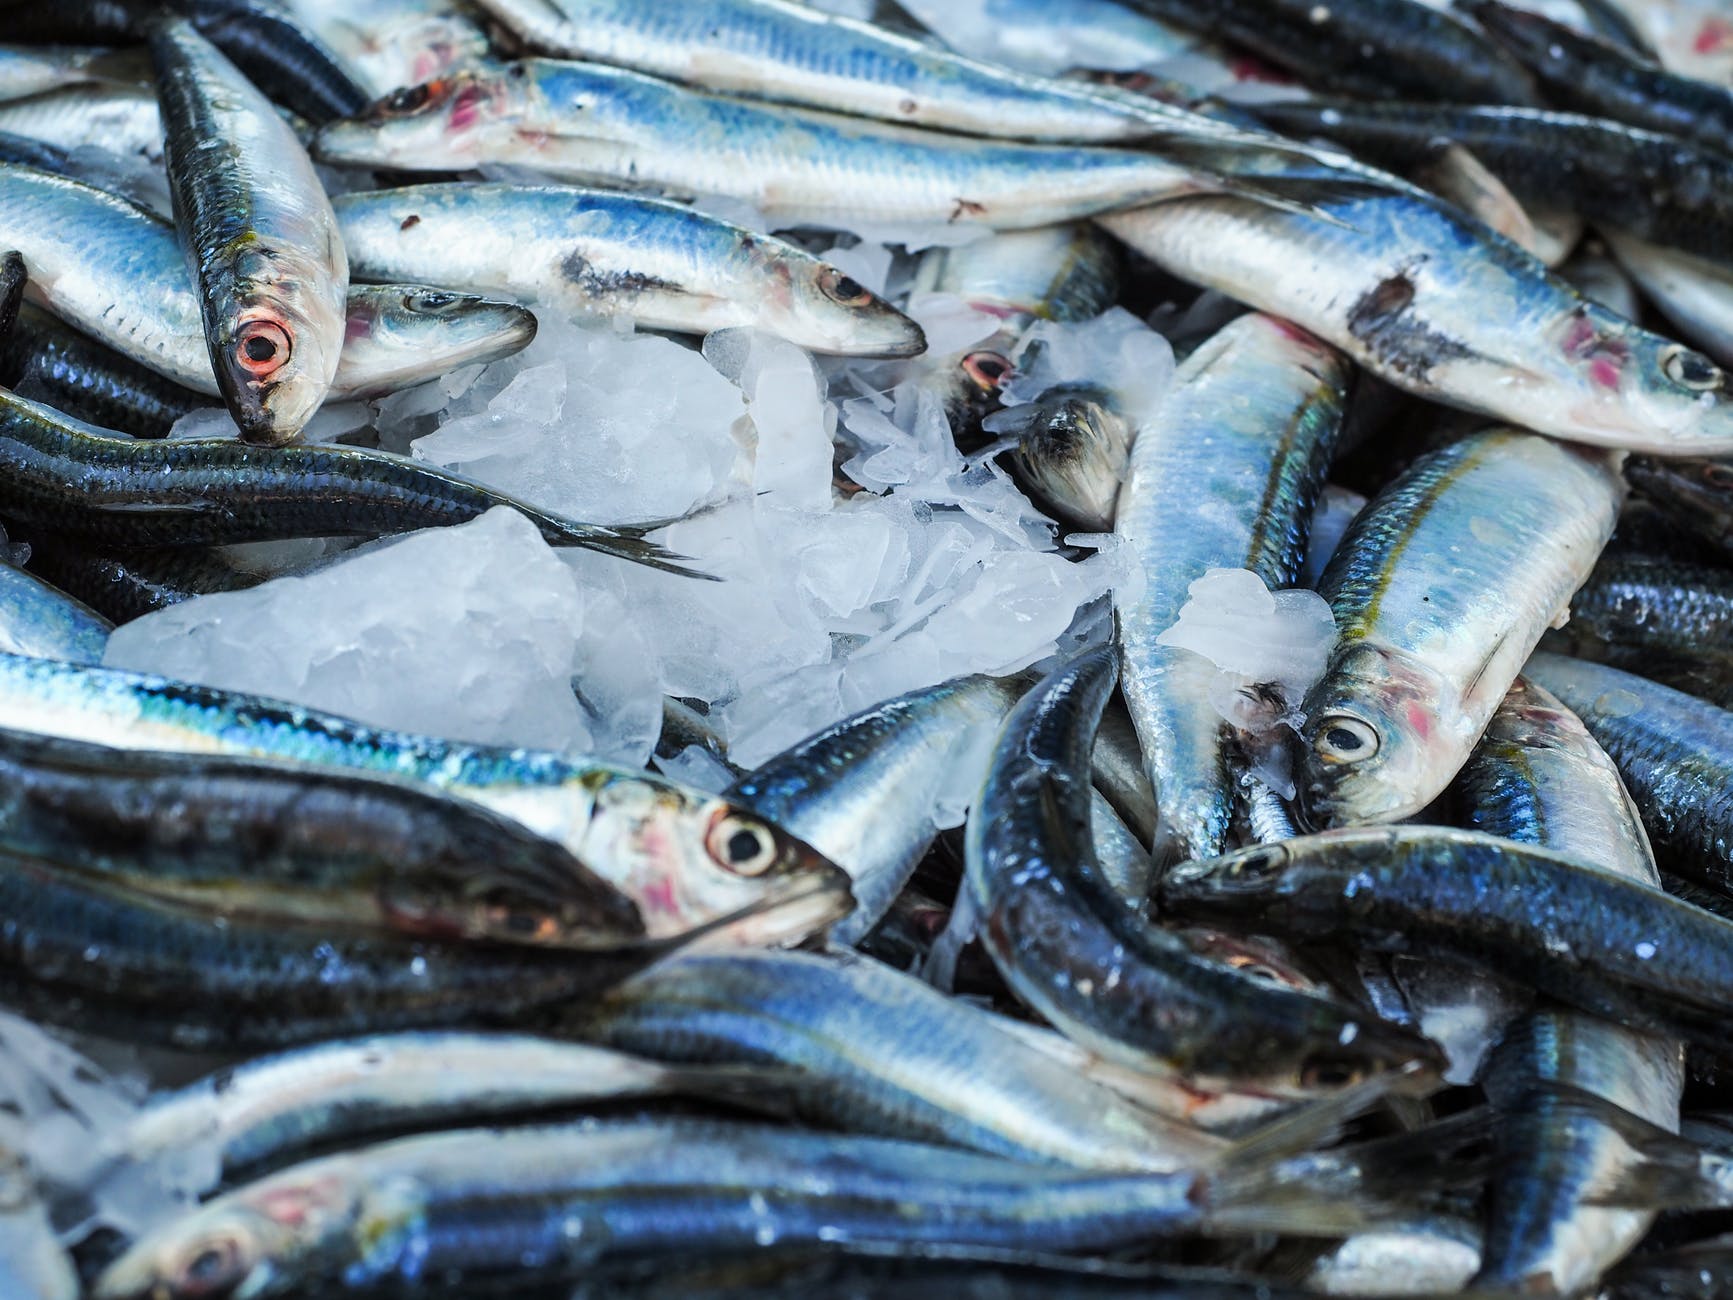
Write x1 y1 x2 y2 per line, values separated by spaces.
538 520 718 581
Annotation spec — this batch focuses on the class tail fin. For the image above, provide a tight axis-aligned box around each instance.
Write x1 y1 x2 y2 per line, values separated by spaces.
538 516 718 581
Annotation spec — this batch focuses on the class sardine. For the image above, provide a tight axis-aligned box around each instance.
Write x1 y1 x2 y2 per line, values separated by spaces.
1295 429 1622 827
334 183 925 356
0 83 161 166
312 59 1367 232
1523 653 1733 897
332 282 538 398
0 652 851 940
1624 453 1733 560
1100 190 1733 455
0 557 110 665
1116 312 1348 861
988 387 1134 531
0 386 700 574
1092 786 1154 906
0 726 646 948
0 303 201 438
724 674 1020 944
1157 824 1733 1051
150 16 349 443
965 646 1439 1094
570 946 1229 1170
19 537 259 624
0 43 142 103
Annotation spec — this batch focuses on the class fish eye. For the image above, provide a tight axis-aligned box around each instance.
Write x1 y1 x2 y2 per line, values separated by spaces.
1226 954 1288 984
962 351 1012 392
380 82 434 117
1703 461 1733 490
818 267 873 307
705 812 780 876
1661 344 1723 392
234 321 291 378
1299 1056 1363 1089
407 290 460 312
482 904 561 943
1313 715 1380 763
172 1231 251 1297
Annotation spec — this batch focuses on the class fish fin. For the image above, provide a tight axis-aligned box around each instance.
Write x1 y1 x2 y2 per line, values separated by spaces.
536 518 717 580
1218 1067 1435 1170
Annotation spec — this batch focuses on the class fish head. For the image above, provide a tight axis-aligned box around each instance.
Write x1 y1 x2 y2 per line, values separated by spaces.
1625 454 1733 550
1295 643 1454 828
213 245 346 444
92 1170 361 1299
1550 306 1733 449
314 65 527 170
335 285 538 399
578 772 853 942
1000 388 1131 531
765 252 927 358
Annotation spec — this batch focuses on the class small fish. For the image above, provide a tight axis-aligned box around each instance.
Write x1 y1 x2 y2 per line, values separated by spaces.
1295 429 1623 827
1158 824 1733 1052
0 652 851 940
282 0 491 98
724 674 1020 944
965 646 1440 1095
19 536 259 624
0 555 110 665
332 283 538 399
987 387 1134 531
334 183 925 357
1116 312 1348 861
1624 453 1733 560
1604 227 1733 367
0 302 201 438
1101 189 1733 456
0 82 161 167
0 43 144 103
150 17 350 443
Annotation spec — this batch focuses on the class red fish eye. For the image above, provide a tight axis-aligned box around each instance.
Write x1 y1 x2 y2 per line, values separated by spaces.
234 321 291 378
962 351 1012 391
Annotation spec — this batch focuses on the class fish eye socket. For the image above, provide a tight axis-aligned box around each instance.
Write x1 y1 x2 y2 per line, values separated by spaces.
1313 715 1380 763
1226 955 1287 984
1299 1057 1362 1089
818 267 873 306
174 1232 250 1296
1662 344 1723 392
485 905 560 942
233 321 291 378
407 291 460 312
705 813 779 876
962 351 1012 391
1703 461 1733 490
381 82 434 116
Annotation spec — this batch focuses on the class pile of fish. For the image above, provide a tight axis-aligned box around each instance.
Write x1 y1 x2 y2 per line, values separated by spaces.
8 0 1733 1295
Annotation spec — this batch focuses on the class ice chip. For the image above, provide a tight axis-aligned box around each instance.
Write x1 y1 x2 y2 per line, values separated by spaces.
904 291 1004 357
1000 308 1176 426
1302 484 1368 589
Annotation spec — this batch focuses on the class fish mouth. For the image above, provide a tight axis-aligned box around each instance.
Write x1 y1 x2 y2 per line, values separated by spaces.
684 871 856 952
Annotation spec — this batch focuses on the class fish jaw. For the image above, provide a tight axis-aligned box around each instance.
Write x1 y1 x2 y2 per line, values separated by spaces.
775 259 928 359
331 286 539 400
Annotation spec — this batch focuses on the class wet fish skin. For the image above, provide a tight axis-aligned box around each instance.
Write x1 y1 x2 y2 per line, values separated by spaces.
150 16 349 444
282 0 490 99
1115 312 1348 862
966 646 1440 1095
1100 191 1733 456
1471 0 1733 154
1604 228 1733 368
0 652 851 942
312 59 1353 232
724 674 1020 944
0 83 160 168
0 726 646 949
0 386 702 576
1295 430 1623 828
570 946 1228 1170
1157 825 1733 1051
334 282 539 398
1523 653 1733 897
334 183 925 357
1091 691 1158 845
0 557 110 665
0 302 201 437
0 248 19 342
18 535 259 623
0 43 144 103
992 388 1133 532
1251 98 1733 266
1625 454 1733 560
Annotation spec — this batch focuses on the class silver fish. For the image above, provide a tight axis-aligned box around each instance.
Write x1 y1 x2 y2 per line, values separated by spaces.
1605 227 1733 368
1116 313 1348 861
0 44 141 103
334 182 925 356
1101 189 1733 455
0 558 110 664
1296 429 1623 827
332 284 537 399
150 17 348 443
283 0 491 97
0 83 162 166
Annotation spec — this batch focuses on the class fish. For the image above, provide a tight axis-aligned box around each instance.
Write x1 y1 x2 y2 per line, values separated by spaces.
1091 690 1159 844
333 182 926 357
1157 824 1733 1052
569 946 1230 1170
1604 227 1733 367
1595 0 1733 86
1251 98 1733 266
899 0 1206 79
1473 0 1733 152
723 673 1020 944
0 556 110 665
1624 453 1733 560
1116 312 1348 862
281 0 492 98
1116 0 1541 102
0 247 20 341
331 282 538 398
965 645 1440 1095
0 82 162 167
1092 786 1154 907
985 386 1134 531
0 385 702 575
0 726 646 949
311 59 1370 232
0 652 851 941
1522 653 1733 897
0 43 144 103
0 302 202 438
1294 429 1623 827
90 1113 1395 1298
1301 1213 1482 1295
104 1031 757 1186
149 16 349 443
1100 189 1733 456
17 536 259 624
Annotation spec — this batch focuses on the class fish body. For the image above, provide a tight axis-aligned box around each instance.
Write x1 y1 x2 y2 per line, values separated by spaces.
1624 454 1733 560
1116 312 1348 861
283 0 490 97
572 947 1226 1170
1100 191 1733 455
0 43 140 102
314 58 1335 232
0 83 161 166
21 538 260 623
1296 429 1622 827
0 651 850 940
0 302 202 437
150 17 349 443
0 559 109 664
333 282 538 398
966 647 1438 1093
334 183 924 356
1604 228 1733 368
997 387 1135 531
1523 653 1733 896
724 674 1019 944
